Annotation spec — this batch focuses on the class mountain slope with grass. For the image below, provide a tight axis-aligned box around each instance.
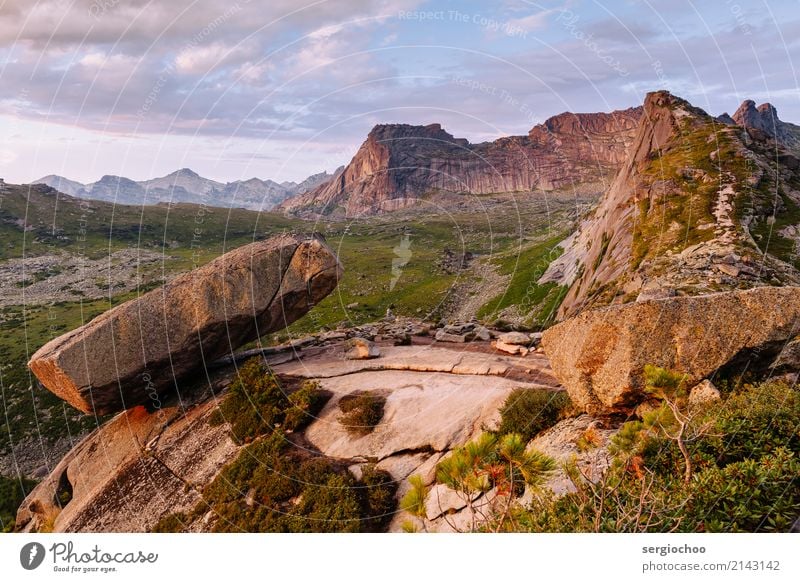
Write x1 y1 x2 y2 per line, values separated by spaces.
540 90 800 317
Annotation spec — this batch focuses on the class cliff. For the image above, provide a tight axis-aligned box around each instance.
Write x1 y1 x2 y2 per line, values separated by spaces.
541 91 800 317
281 109 642 216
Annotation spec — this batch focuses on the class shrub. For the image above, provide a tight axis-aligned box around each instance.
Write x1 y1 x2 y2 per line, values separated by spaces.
496 389 572 441
210 359 329 442
358 464 398 532
509 376 800 533
686 447 800 532
211 358 289 443
170 431 398 533
698 380 799 465
338 392 386 435
284 380 330 432
400 475 429 532
288 472 363 533
406 432 555 532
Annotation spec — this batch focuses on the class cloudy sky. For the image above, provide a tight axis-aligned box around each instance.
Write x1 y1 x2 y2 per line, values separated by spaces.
0 0 798 185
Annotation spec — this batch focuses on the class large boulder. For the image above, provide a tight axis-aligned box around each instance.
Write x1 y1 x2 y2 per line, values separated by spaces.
28 234 342 415
542 287 800 414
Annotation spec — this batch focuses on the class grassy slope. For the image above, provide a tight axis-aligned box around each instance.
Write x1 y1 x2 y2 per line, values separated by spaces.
476 234 569 329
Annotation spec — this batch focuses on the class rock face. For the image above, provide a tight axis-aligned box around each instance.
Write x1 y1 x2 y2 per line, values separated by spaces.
28 234 342 415
542 287 800 415
540 91 800 318
15 379 238 533
730 100 800 153
281 109 642 216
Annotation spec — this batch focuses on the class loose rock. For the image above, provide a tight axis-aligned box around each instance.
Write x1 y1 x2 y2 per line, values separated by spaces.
344 338 381 360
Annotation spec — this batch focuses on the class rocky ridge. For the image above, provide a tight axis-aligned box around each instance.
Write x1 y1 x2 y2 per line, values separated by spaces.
540 91 800 318
281 108 642 217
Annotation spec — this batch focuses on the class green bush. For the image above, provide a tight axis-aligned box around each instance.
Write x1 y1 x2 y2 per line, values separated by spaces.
358 464 398 532
0 474 37 533
507 377 800 533
687 448 799 532
496 389 572 441
338 392 386 435
210 359 328 443
210 358 289 443
161 430 398 532
284 380 330 432
288 472 363 533
698 381 799 465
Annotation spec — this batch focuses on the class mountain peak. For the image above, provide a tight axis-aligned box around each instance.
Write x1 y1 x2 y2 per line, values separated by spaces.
282 107 642 217
174 167 200 178
733 98 778 128
366 122 463 145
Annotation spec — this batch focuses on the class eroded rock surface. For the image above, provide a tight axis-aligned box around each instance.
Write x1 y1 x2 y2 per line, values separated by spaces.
15 378 239 533
282 109 642 217
19 332 563 533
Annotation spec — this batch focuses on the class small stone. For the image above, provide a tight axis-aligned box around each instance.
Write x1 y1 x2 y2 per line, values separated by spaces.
496 331 530 346
492 340 526 355
344 338 381 360
473 326 491 341
435 330 467 343
346 302 359 309
688 379 721 408
717 263 740 277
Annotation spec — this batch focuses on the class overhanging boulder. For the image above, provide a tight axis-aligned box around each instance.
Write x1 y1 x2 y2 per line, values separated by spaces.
29 234 342 415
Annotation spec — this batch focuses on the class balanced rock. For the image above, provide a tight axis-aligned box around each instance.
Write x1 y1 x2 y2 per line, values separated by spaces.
28 234 342 415
542 287 800 415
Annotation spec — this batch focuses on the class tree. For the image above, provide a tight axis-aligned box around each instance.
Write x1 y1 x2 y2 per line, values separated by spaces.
618 365 714 485
402 432 555 532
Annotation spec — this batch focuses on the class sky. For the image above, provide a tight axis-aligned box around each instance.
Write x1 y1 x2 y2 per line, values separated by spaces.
0 0 798 185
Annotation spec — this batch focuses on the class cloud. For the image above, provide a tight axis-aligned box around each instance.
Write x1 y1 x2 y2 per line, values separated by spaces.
0 0 798 185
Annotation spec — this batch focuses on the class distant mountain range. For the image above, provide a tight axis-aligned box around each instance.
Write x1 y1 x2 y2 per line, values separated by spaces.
32 168 336 211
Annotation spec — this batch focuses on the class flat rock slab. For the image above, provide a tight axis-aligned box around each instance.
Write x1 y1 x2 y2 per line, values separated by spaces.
303 370 553 460
28 234 342 415
272 344 556 382
543 286 800 414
